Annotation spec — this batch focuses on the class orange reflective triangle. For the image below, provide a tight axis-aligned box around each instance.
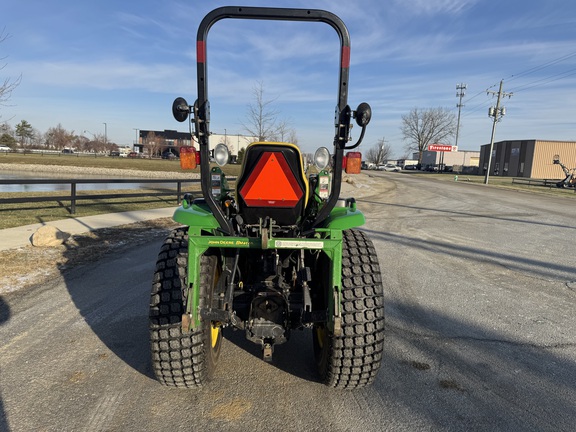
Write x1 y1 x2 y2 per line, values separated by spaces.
240 152 303 207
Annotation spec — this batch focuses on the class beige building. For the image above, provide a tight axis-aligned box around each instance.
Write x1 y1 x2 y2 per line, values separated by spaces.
413 147 480 174
479 140 576 179
419 149 480 170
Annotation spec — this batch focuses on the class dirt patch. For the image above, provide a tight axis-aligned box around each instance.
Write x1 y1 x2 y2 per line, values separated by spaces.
0 218 180 296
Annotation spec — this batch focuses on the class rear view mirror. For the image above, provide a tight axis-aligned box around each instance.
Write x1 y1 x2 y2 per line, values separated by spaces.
172 97 190 122
354 102 372 127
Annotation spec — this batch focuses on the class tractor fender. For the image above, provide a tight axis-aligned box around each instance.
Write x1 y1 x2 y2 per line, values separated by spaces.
323 206 365 230
173 203 219 230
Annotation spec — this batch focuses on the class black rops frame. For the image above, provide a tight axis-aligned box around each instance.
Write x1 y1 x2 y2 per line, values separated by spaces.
194 6 354 235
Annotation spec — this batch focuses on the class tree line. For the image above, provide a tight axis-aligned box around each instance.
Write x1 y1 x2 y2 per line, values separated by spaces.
365 107 457 166
0 121 120 153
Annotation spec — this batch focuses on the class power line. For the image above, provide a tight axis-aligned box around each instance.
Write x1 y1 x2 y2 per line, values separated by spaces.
506 51 576 83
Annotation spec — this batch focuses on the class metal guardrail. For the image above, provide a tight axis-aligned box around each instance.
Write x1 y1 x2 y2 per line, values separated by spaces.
0 178 201 214
511 178 561 188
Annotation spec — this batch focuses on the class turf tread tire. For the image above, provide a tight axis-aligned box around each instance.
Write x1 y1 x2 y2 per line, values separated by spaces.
149 227 221 388
316 229 385 389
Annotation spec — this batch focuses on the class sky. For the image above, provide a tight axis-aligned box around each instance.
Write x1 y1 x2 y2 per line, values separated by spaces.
2 0 576 157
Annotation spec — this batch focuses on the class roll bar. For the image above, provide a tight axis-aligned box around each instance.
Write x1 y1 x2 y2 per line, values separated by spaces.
193 6 355 234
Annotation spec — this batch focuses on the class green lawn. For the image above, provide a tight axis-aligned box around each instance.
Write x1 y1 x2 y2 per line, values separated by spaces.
0 154 242 229
402 171 576 197
1 152 194 173
0 190 188 229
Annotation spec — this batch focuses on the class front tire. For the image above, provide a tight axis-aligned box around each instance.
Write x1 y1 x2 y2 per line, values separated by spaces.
149 227 222 388
314 229 385 389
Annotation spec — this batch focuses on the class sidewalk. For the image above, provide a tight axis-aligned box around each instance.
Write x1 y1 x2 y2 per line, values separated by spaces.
0 207 176 251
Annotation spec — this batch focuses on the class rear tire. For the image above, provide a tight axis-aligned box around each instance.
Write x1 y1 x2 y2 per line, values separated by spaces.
314 229 385 389
149 227 222 388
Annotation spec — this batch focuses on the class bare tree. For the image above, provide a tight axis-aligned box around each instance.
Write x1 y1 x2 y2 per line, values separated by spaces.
45 124 75 151
272 119 298 144
366 138 392 165
242 81 296 143
401 107 456 163
1 29 21 114
143 131 164 158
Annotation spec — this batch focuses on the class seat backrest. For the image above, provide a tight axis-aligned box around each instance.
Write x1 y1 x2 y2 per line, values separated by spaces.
236 142 309 226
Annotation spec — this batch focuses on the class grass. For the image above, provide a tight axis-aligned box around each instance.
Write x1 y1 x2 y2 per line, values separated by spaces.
403 171 576 198
1 152 185 172
0 153 241 229
0 189 202 229
0 152 244 176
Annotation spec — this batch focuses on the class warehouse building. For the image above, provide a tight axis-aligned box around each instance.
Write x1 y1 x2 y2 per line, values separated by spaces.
479 140 576 179
417 148 480 172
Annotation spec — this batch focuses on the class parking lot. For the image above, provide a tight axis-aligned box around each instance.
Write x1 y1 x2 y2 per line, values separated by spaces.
1 173 575 431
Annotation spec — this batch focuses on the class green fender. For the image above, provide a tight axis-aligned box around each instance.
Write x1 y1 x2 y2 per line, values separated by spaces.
323 206 365 230
172 203 219 231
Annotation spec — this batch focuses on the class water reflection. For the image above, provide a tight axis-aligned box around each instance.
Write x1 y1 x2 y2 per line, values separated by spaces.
0 170 176 193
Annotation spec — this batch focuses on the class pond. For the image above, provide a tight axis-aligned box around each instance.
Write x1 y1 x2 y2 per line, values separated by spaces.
0 170 180 193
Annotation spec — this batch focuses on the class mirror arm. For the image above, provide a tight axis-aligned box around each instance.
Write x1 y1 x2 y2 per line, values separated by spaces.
343 125 366 150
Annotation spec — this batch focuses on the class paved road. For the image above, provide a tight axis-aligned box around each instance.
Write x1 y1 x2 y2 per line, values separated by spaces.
1 174 575 431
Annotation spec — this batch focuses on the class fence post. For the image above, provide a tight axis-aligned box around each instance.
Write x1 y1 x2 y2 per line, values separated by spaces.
71 182 76 214
177 181 182 203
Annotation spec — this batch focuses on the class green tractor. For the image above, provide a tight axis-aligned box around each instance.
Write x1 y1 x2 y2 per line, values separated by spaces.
149 6 384 390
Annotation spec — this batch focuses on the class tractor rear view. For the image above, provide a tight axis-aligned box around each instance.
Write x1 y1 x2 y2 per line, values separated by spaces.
149 6 384 390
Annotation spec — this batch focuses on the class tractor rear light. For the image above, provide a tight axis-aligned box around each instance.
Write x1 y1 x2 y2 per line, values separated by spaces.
314 147 330 170
179 146 198 170
239 151 303 207
345 151 361 174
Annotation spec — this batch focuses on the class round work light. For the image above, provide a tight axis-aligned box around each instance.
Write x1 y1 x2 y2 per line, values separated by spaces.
314 147 331 170
214 143 230 167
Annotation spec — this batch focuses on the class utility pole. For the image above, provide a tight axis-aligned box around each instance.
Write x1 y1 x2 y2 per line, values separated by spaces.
484 80 512 185
378 137 387 165
455 83 466 148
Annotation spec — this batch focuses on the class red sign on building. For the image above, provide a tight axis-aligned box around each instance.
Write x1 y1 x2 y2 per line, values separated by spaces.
428 144 454 152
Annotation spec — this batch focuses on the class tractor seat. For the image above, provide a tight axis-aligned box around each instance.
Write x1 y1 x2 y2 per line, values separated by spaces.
236 142 309 226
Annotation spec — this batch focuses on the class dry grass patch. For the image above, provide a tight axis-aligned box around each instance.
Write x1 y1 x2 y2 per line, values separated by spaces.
0 218 180 295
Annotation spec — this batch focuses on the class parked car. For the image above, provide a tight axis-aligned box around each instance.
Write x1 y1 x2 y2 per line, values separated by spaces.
0 145 12 152
161 150 178 159
379 163 401 172
128 152 139 158
403 164 418 170
110 151 120 157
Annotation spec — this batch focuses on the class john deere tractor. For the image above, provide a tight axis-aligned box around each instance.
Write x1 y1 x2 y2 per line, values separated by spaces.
149 6 384 390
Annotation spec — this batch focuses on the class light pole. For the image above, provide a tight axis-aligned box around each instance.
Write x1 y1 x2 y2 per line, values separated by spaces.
103 123 107 145
133 128 139 150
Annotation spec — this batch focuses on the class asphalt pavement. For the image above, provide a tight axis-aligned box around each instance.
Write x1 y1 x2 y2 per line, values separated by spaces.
0 207 177 251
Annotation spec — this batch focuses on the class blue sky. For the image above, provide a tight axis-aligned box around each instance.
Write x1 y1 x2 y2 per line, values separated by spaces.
2 0 576 156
